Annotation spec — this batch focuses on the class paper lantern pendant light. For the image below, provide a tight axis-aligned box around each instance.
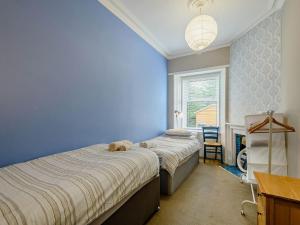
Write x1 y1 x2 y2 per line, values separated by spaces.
185 0 218 51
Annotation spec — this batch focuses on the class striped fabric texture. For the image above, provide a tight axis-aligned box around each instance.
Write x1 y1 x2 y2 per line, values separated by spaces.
0 144 159 225
141 136 200 176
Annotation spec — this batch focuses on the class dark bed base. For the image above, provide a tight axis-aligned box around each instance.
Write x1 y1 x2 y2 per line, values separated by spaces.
160 150 199 195
101 176 160 225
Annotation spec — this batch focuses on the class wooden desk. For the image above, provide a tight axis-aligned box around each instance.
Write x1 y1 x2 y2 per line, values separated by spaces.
255 172 300 225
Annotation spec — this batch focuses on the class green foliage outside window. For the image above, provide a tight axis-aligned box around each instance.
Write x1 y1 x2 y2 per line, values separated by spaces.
185 78 218 128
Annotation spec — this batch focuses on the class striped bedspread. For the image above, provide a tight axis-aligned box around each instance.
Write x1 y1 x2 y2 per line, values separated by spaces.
0 144 159 225
142 136 200 176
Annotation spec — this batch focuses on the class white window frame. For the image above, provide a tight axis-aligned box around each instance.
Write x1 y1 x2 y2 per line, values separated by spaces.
173 67 227 132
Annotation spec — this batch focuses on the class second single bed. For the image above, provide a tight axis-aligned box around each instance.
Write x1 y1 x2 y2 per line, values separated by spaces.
140 134 201 195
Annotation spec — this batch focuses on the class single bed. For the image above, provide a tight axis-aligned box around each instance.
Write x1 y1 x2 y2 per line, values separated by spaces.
141 135 201 195
0 144 160 225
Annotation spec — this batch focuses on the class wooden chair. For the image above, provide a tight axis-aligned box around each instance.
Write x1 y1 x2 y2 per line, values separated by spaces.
202 126 223 163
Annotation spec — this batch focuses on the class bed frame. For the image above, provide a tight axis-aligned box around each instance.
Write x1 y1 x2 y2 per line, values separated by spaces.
160 150 199 195
90 176 160 225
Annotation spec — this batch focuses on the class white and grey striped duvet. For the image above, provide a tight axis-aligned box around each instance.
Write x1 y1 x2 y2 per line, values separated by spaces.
0 144 159 225
141 136 200 176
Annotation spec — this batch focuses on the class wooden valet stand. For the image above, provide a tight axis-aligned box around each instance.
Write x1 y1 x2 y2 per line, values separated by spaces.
240 110 295 216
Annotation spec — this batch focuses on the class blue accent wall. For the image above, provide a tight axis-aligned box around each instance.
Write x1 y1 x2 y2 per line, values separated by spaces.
0 0 167 167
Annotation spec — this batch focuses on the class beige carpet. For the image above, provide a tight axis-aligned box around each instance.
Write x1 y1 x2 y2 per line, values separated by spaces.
147 161 257 225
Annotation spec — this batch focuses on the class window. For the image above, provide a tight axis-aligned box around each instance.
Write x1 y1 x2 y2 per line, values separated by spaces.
182 74 219 128
174 71 222 129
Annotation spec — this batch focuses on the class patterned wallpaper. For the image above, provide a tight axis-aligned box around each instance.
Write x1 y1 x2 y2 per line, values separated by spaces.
229 11 282 125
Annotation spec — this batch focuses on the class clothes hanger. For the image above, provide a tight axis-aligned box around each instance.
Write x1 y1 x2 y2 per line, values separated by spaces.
248 112 295 134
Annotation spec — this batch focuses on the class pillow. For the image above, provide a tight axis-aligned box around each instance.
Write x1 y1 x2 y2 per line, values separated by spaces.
165 129 192 137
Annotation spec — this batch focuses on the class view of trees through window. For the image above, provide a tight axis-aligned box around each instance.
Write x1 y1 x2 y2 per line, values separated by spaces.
183 77 219 128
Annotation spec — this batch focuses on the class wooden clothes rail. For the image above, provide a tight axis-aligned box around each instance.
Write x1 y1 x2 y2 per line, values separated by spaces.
247 110 295 173
241 111 295 216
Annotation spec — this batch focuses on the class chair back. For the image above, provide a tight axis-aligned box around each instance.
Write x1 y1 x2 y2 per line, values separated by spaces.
202 127 219 142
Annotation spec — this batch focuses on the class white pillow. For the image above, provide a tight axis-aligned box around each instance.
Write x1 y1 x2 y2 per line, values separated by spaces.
165 129 192 137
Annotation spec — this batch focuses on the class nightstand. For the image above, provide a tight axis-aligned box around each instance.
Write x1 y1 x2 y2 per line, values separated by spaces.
255 172 300 225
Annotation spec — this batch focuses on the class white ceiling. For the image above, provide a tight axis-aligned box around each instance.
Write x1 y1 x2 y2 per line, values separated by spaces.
99 0 284 59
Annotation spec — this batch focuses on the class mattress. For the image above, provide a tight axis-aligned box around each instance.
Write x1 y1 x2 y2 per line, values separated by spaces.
0 144 159 225
141 135 200 176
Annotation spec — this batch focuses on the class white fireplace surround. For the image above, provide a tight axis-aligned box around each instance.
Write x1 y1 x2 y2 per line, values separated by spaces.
225 123 246 165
